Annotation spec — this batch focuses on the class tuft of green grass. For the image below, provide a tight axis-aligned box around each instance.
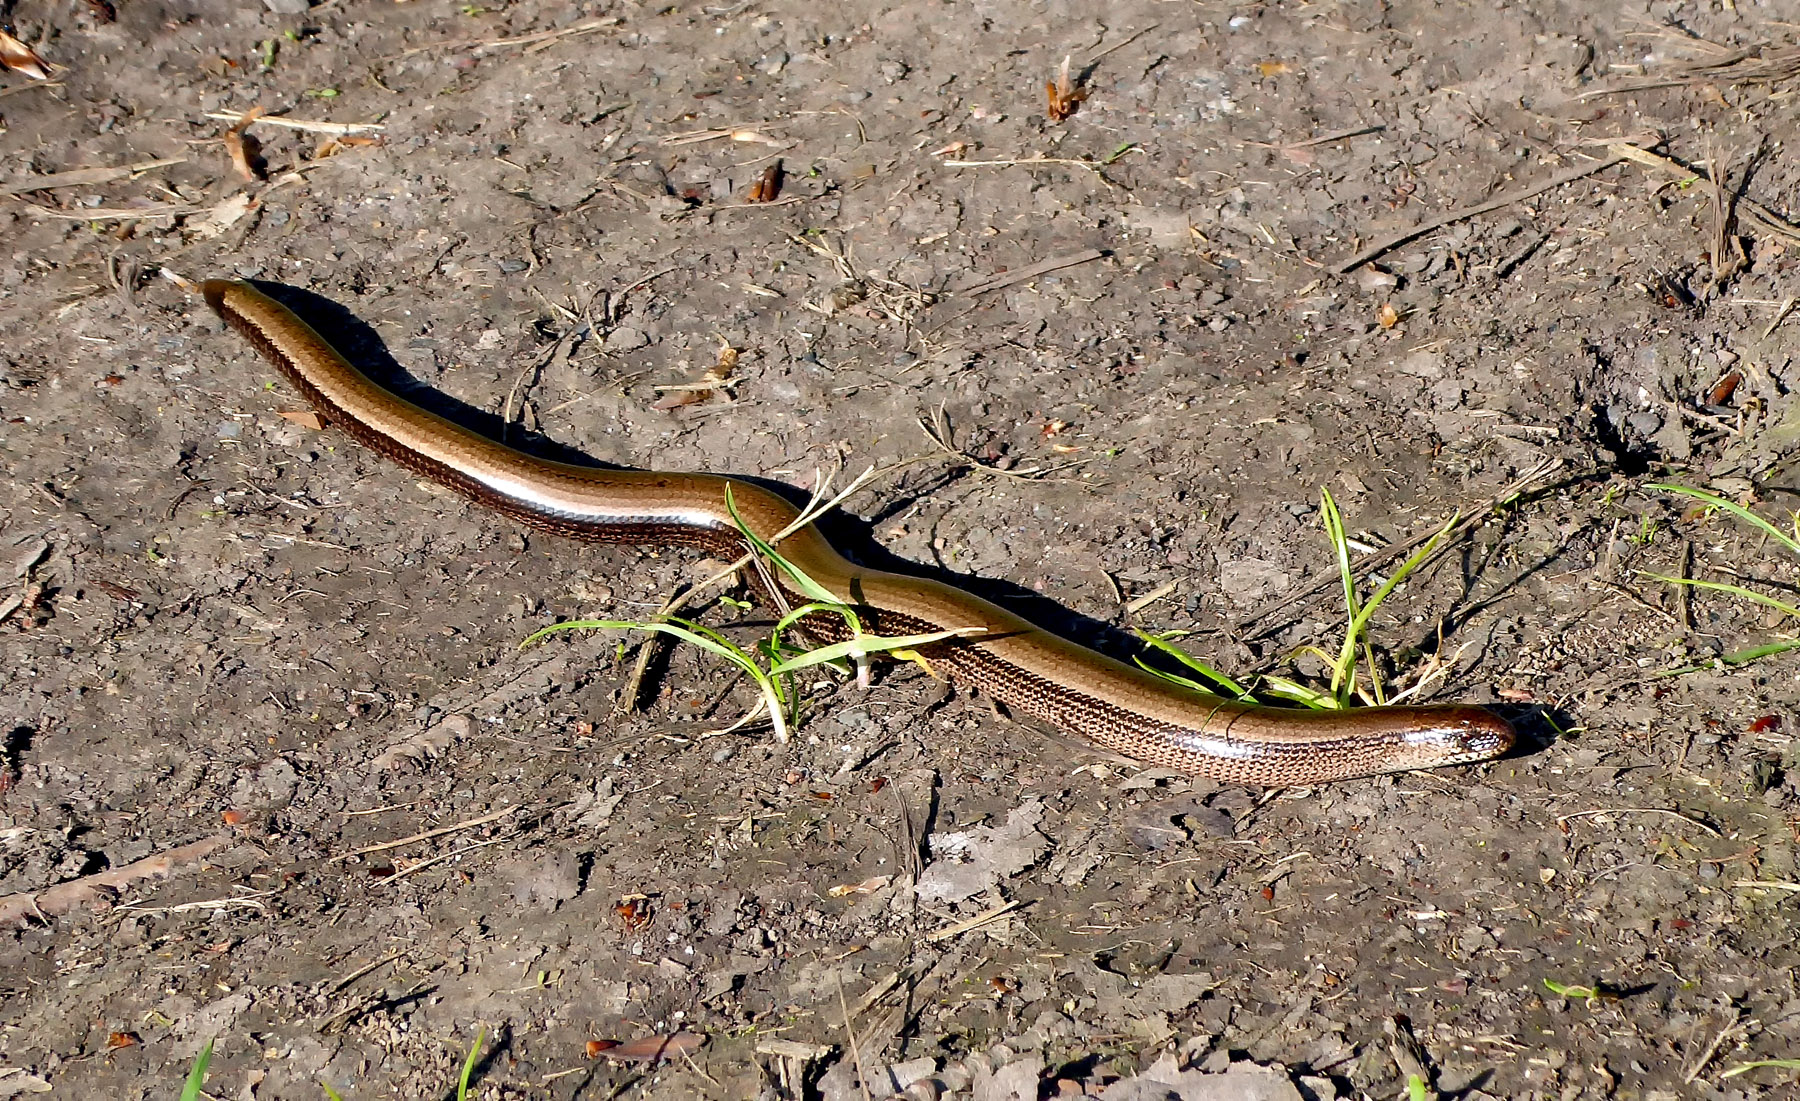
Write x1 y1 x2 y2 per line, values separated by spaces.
525 480 976 742
1138 487 1458 710
1643 483 1800 664
179 1040 213 1101
1311 487 1459 706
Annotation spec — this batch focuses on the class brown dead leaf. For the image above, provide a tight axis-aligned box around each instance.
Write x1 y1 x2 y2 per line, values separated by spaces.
1046 54 1086 122
315 133 384 159
224 106 266 182
1376 302 1401 329
600 1031 707 1064
106 1031 140 1050
746 160 783 203
0 30 51 80
614 894 652 929
277 410 327 431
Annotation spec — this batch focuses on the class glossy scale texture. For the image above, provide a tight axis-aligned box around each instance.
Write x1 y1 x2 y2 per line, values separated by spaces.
204 278 1514 785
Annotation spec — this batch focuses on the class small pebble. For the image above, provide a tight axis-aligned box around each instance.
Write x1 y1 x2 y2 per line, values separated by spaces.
606 326 649 352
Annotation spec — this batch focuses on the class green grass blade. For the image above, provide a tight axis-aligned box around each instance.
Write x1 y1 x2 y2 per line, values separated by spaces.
773 600 863 640
1130 635 1339 710
525 616 755 665
651 615 753 654
521 617 619 648
1722 639 1800 664
1351 511 1459 636
1360 638 1385 705
179 1040 214 1101
1640 574 1800 620
321 1085 345 1101
1542 978 1596 999
725 484 842 606
767 627 981 676
1318 488 1362 700
1343 509 1458 705
1101 141 1140 165
1721 1058 1800 1079
457 1026 486 1100
1132 632 1247 697
1256 675 1340 710
1650 482 1800 557
1130 659 1220 697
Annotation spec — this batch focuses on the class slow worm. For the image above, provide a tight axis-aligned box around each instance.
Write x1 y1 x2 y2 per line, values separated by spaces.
203 279 1514 785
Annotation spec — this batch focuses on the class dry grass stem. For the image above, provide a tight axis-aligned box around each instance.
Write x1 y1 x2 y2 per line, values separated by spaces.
202 111 384 135
372 837 511 885
1583 37 1800 98
925 899 1024 942
952 248 1106 295
330 804 520 862
391 16 620 61
1556 807 1722 838
0 157 186 196
1235 457 1565 638
1611 142 1800 249
917 403 1095 482
1336 152 1630 271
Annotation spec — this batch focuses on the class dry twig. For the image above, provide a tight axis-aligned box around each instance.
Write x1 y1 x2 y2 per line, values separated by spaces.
1336 154 1629 272
1610 142 1800 249
0 157 185 196
0 833 236 928
330 804 519 862
952 248 1106 296
202 110 383 135
1582 38 1800 98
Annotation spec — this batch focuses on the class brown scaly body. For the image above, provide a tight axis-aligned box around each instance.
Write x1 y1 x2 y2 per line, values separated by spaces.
203 278 1514 786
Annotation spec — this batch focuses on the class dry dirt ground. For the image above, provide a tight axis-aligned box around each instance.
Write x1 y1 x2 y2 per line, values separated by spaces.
4 0 1800 1098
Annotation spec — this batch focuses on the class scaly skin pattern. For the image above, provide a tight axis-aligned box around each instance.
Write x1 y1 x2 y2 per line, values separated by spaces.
204 278 1515 785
